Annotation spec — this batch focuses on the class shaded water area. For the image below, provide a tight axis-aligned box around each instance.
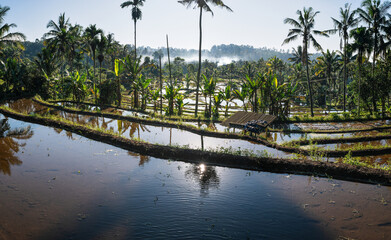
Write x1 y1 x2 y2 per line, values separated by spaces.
1 114 391 239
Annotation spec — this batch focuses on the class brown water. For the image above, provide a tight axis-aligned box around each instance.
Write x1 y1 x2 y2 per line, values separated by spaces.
1 114 391 239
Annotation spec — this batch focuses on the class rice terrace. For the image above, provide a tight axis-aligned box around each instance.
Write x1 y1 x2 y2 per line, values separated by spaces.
1 0 391 239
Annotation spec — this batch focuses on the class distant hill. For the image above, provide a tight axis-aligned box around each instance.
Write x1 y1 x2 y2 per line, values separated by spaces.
22 41 44 59
139 44 292 65
22 42 293 65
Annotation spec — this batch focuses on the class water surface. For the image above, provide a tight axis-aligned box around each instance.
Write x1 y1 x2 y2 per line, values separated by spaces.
0 115 391 239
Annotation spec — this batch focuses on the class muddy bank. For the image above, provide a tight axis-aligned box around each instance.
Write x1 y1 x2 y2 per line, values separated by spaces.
287 134 391 146
1 107 391 186
269 125 391 134
275 116 391 124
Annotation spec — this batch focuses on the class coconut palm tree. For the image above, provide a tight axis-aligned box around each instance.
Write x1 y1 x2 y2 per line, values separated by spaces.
44 13 71 83
97 33 108 85
120 0 146 60
357 0 391 113
315 50 340 107
0 5 26 55
351 27 372 115
357 0 391 75
283 7 331 117
332 3 359 112
84 24 103 102
178 0 232 117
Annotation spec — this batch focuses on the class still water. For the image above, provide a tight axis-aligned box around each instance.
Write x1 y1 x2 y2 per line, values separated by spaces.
1 114 391 239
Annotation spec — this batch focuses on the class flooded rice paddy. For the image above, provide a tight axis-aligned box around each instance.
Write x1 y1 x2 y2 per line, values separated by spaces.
1 114 391 239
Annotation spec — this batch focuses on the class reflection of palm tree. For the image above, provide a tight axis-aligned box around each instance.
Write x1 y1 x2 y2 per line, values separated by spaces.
127 151 150 166
185 164 219 197
0 118 33 175
8 99 46 114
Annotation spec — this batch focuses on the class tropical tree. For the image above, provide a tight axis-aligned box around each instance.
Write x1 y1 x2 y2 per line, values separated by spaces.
97 33 108 85
283 7 331 117
288 46 308 64
357 0 391 74
123 55 152 108
351 27 372 115
34 47 58 80
234 86 249 112
114 58 125 106
178 0 232 117
222 85 233 117
332 3 359 112
120 0 146 60
243 74 262 112
314 50 340 106
201 74 217 117
44 13 71 83
0 5 26 56
84 24 103 97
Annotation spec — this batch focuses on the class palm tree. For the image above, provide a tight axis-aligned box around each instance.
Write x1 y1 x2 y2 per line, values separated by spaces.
332 3 359 112
0 5 26 55
120 0 146 60
66 24 83 72
315 50 340 107
357 0 391 75
351 27 372 115
44 13 71 83
178 0 232 117
288 46 306 64
84 24 103 102
97 33 108 85
283 7 331 117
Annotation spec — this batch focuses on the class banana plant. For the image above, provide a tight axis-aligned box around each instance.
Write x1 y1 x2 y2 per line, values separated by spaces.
150 88 161 113
114 58 125 106
136 74 152 110
242 74 263 112
213 91 224 118
123 55 154 108
164 82 180 116
175 93 188 116
265 72 298 117
233 86 249 112
222 85 233 117
201 74 217 117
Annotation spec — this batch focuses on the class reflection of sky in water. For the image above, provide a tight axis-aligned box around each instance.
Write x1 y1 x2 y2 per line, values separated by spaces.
0 116 391 239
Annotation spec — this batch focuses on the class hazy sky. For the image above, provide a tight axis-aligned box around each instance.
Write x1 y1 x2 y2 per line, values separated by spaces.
2 0 364 52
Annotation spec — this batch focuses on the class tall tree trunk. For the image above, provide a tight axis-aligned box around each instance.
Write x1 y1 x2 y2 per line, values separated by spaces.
303 41 314 117
159 56 163 115
372 31 378 112
134 20 137 61
254 89 258 113
99 61 102 86
93 51 97 103
166 35 172 85
343 38 347 112
195 8 203 118
117 76 121 107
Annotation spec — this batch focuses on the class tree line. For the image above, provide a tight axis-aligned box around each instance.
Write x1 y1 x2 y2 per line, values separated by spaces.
0 0 390 120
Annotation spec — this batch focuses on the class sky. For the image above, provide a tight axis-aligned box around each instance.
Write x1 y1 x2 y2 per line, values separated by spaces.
2 0 365 52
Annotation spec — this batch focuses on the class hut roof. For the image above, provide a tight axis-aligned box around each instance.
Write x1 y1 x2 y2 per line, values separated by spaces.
222 111 277 128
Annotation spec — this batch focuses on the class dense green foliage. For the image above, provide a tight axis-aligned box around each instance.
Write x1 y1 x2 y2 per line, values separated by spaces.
0 1 390 120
